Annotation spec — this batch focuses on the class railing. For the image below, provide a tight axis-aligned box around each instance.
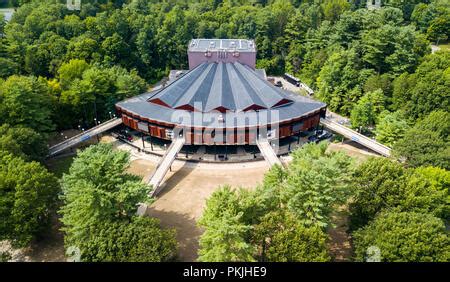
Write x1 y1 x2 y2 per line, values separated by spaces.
320 118 391 157
256 137 283 167
48 118 123 156
149 136 186 196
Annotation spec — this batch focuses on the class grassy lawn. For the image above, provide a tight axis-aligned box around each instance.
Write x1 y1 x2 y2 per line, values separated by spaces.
46 156 75 178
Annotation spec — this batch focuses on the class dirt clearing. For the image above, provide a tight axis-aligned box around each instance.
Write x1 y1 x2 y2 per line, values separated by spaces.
128 158 269 261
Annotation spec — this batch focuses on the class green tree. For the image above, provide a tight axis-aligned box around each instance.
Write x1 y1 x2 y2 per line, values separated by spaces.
321 0 350 23
363 73 392 98
353 211 450 262
394 110 450 169
65 34 100 62
412 2 450 43
23 32 69 76
281 142 354 228
196 185 262 260
316 48 373 115
0 123 48 161
101 32 130 65
392 51 449 120
349 157 448 229
375 111 409 147
253 210 330 262
79 217 177 262
0 75 54 133
198 209 256 262
0 152 59 247
0 13 5 35
385 0 426 21
58 59 90 90
59 143 151 251
350 89 386 131
414 166 450 219
361 24 429 74
0 57 19 78
427 14 450 44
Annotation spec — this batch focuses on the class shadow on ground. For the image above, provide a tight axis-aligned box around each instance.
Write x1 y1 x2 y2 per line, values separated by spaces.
146 208 202 262
156 161 198 198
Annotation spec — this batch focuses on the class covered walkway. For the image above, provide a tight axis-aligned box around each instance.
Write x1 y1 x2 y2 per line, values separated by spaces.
256 137 283 167
320 118 391 157
149 136 186 196
48 118 123 157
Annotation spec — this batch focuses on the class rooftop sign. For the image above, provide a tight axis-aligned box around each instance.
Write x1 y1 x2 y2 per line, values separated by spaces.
188 39 257 70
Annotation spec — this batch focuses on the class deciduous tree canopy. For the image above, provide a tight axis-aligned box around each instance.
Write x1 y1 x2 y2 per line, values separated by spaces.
0 152 59 248
353 211 450 262
198 142 354 262
349 157 448 230
60 143 176 262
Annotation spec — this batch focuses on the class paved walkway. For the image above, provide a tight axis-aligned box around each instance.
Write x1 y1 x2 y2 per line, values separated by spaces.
256 138 283 167
149 137 186 195
320 118 391 157
48 118 122 157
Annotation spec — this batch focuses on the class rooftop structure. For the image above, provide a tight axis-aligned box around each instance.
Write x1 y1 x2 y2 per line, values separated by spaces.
188 39 256 53
188 39 257 69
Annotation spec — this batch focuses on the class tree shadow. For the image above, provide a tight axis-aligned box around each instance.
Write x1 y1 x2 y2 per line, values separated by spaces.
22 213 66 262
145 208 202 262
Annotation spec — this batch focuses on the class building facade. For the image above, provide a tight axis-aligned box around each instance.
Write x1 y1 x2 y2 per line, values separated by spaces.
115 39 327 145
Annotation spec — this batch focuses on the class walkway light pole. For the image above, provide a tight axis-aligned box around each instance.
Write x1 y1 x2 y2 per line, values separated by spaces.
225 144 228 160
149 134 153 151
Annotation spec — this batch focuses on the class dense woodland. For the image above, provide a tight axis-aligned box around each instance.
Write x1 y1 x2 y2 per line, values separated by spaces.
0 0 449 262
199 143 449 262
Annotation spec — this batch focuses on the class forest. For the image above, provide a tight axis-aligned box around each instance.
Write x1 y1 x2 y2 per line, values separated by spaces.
0 0 449 262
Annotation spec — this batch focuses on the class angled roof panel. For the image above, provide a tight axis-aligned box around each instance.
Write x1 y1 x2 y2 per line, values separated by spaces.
173 63 216 109
148 62 209 107
147 62 313 114
204 62 237 112
225 63 256 111
234 62 291 108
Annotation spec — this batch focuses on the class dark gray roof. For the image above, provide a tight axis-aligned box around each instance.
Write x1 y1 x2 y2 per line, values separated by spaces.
148 62 300 112
116 62 326 128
